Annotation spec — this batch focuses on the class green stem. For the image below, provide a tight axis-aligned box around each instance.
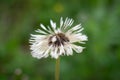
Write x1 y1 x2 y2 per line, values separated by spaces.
55 57 60 80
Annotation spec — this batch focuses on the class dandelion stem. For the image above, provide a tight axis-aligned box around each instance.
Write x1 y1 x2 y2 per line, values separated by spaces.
55 57 60 80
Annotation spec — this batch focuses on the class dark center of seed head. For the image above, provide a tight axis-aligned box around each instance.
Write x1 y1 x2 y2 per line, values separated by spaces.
48 33 69 47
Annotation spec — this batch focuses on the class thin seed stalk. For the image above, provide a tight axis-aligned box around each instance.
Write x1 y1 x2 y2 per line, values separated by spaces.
55 57 60 80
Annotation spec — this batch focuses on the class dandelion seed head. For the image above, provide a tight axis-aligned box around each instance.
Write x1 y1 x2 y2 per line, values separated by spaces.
29 17 88 59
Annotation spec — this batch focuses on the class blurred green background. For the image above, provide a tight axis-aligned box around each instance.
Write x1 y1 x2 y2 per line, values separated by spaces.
0 0 120 80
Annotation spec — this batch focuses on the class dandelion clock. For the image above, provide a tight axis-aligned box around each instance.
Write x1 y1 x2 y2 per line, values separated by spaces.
29 17 88 80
